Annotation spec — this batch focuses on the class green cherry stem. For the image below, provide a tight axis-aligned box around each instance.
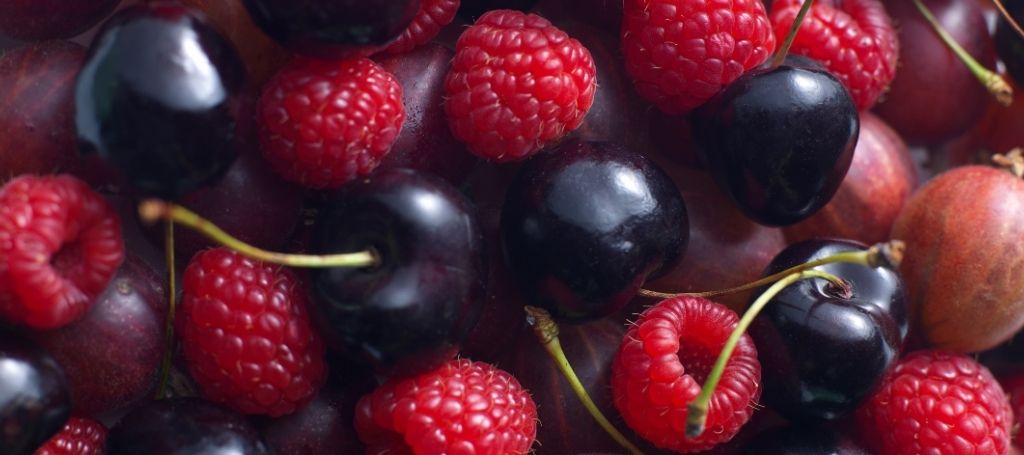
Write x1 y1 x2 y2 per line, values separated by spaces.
138 199 379 269
912 0 1014 106
525 306 646 455
154 220 176 399
685 269 847 438
638 240 905 300
771 0 815 67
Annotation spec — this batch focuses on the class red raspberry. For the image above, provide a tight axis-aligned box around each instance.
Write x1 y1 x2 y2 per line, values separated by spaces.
179 247 327 417
0 174 123 329
611 295 761 453
444 10 597 162
856 350 1012 455
384 0 461 55
258 57 405 189
355 358 538 454
771 0 898 110
35 416 106 455
621 0 776 114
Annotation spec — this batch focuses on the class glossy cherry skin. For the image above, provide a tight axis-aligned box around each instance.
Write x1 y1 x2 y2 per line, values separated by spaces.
693 57 858 226
749 239 907 421
0 0 121 41
241 0 420 56
0 334 71 454
107 398 269 454
501 139 688 321
75 3 245 198
311 168 485 377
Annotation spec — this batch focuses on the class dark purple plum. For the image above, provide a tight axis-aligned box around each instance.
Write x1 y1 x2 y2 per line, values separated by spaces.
107 398 269 454
75 3 245 198
32 254 165 418
741 424 869 454
693 56 858 226
375 43 478 184
501 139 688 321
0 334 70 454
241 0 420 56
0 41 84 182
0 0 121 41
749 239 907 421
311 168 485 377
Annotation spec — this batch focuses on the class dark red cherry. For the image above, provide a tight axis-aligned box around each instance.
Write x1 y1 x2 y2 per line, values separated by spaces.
749 239 907 421
501 139 688 321
32 254 165 418
0 0 121 41
240 0 421 56
0 41 84 183
107 398 269 454
0 334 70 454
693 56 858 226
310 168 485 377
75 3 245 198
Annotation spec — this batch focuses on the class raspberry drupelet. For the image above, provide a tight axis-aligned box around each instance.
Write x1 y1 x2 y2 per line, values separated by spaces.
444 9 597 162
612 295 761 453
179 248 327 417
355 358 538 454
0 174 124 329
258 57 405 189
34 417 106 455
384 0 461 55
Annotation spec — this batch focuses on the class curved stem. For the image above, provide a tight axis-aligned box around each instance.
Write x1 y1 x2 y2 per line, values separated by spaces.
525 306 645 455
639 240 904 299
155 220 176 399
772 0 815 67
685 269 846 437
992 0 1024 42
138 199 378 269
913 0 1013 106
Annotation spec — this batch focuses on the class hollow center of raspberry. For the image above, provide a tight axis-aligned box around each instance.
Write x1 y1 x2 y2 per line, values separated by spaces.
677 338 719 385
50 240 84 278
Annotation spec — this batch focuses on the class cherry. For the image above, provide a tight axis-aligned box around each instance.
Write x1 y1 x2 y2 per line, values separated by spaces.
0 334 70 454
0 41 84 183
32 254 165 418
375 43 478 184
501 139 688 321
75 3 246 198
873 0 997 145
0 0 121 41
742 424 869 454
892 157 1024 353
180 0 291 87
784 112 917 245
241 0 421 56
310 168 485 377
107 398 269 454
749 239 907 421
693 56 858 226
259 382 368 454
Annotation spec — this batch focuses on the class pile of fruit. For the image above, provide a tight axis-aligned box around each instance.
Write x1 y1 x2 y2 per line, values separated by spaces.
2 0 1024 453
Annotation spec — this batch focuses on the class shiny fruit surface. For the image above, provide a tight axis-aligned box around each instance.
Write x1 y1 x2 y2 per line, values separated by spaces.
750 239 908 421
75 3 245 198
0 335 70 455
694 57 859 226
107 398 269 454
180 0 291 86
501 139 688 321
311 168 485 376
892 165 1024 352
784 112 917 245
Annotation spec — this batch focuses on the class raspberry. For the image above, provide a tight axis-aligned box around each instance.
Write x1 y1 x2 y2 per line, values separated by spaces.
355 358 538 454
384 0 461 55
35 417 106 455
621 0 777 114
0 174 123 329
258 57 405 189
611 295 761 453
770 0 898 110
855 350 1012 455
444 10 597 162
179 247 327 417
